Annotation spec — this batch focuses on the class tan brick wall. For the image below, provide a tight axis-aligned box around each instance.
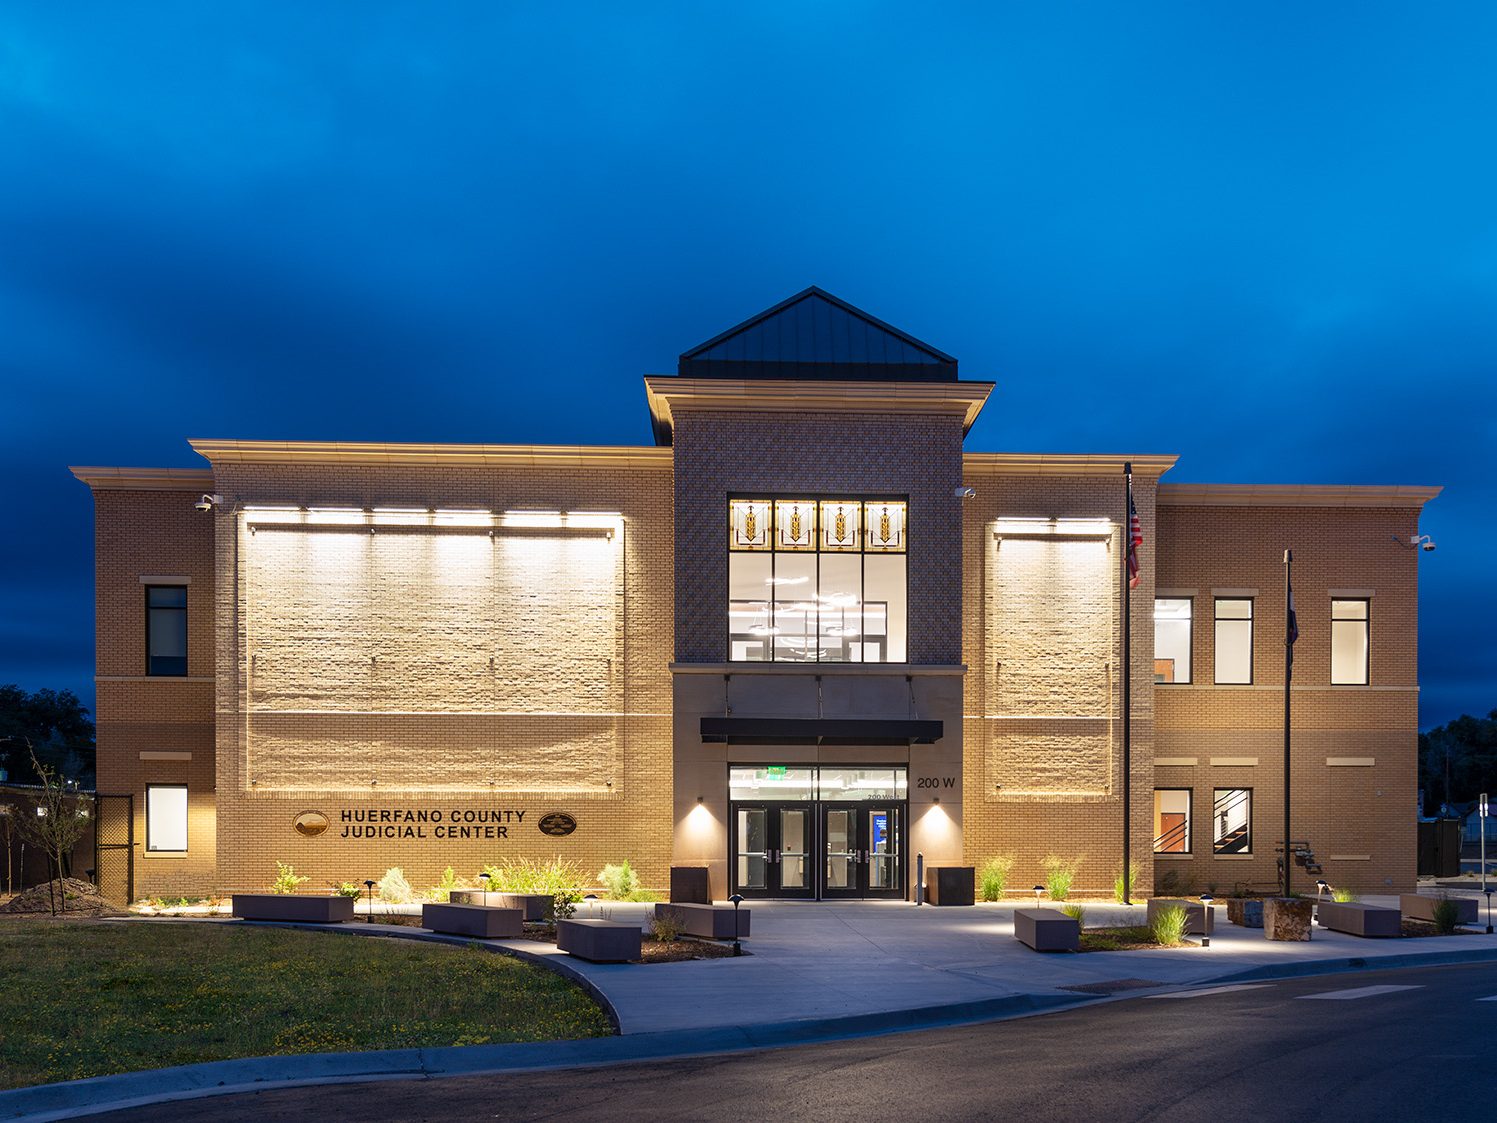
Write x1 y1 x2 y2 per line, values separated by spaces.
1151 502 1423 892
91 487 218 898
208 460 675 894
961 471 1158 896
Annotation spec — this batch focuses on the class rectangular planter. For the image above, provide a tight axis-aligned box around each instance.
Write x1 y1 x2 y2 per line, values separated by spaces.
557 918 642 963
654 902 750 939
1264 897 1314 941
1013 908 1079 952
1400 893 1477 925
421 903 523 939
450 890 553 920
1316 901 1400 938
670 867 712 904
926 867 976 906
231 894 355 923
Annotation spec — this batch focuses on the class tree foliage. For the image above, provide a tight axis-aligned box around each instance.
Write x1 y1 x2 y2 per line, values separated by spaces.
12 745 93 913
1420 709 1497 808
0 685 96 788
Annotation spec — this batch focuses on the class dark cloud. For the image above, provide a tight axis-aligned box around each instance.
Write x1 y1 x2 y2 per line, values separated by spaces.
1 3 1493 728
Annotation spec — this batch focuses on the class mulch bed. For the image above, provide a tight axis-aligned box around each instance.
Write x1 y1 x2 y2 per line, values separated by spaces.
366 915 736 960
1079 925 1196 952
1398 920 1476 938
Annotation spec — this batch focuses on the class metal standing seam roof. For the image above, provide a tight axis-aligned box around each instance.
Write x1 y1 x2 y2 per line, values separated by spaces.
678 286 958 381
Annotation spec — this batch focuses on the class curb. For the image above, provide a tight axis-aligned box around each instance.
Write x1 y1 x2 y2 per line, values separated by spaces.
1202 943 1497 984
0 992 1090 1121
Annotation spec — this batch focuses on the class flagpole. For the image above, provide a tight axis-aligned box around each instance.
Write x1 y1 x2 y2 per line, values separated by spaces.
1283 548 1293 898
1122 462 1133 905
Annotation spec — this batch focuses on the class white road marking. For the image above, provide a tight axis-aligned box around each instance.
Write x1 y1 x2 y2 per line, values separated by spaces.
1299 985 1424 1001
1149 985 1274 999
1475 995 1497 1002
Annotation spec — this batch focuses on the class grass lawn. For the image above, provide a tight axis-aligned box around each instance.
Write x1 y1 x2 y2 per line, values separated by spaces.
0 919 611 1091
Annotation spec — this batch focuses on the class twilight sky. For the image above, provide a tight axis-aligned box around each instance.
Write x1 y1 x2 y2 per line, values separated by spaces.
1 3 1493 729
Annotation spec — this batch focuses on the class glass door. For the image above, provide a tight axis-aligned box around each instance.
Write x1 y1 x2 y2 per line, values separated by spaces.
730 803 815 899
820 802 904 899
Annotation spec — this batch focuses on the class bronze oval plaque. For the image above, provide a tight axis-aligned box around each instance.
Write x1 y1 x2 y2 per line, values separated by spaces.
537 812 577 837
294 810 329 838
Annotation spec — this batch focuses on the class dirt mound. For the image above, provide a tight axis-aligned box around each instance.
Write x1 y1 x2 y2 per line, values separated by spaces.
0 877 126 917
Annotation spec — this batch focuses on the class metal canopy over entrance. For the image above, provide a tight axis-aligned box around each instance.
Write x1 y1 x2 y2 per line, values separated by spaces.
728 766 907 900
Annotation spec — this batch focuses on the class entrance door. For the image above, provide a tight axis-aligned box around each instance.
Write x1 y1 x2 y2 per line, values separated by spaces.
820 802 904 900
731 803 815 899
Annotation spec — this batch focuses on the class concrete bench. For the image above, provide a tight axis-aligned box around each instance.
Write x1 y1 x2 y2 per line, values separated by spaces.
1148 898 1209 936
1400 894 1477 925
231 894 355 923
448 890 553 920
926 867 975 906
1014 908 1079 952
1316 901 1400 938
654 902 750 939
421 902 523 939
557 918 642 963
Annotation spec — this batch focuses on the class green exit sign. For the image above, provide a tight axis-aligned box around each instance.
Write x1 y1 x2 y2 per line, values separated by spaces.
765 767 787 780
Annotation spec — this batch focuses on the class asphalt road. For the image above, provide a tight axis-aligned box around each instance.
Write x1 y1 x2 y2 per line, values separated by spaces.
103 962 1497 1123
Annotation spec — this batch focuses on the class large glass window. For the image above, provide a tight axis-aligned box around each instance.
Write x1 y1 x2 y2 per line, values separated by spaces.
1154 598 1192 683
146 784 189 852
146 585 188 676
1331 599 1370 685
1212 788 1251 854
1213 598 1253 684
727 497 907 663
1153 789 1192 853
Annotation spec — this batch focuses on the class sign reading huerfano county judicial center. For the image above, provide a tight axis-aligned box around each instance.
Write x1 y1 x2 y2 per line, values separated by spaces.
338 809 527 840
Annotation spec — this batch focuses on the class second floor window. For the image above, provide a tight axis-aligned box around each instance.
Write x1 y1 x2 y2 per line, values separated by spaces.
1331 598 1370 685
1214 597 1253 684
1154 598 1192 683
727 497 907 663
146 585 187 676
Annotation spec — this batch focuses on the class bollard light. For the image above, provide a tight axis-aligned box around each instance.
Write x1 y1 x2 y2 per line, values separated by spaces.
1199 893 1215 947
364 879 376 923
729 893 744 957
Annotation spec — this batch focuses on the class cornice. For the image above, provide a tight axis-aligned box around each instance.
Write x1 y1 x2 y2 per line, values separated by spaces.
187 440 672 470
643 376 995 444
69 466 215 491
1158 483 1442 508
962 452 1178 478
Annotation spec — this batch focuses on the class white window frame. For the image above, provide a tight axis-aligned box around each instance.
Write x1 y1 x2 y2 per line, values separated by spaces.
1213 597 1254 684
145 784 189 853
1330 598 1370 686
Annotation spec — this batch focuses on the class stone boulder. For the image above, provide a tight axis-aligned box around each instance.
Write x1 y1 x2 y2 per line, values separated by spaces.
1226 898 1264 928
1264 897 1313 941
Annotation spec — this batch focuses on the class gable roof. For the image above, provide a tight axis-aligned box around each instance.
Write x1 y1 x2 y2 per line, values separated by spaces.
677 286 958 381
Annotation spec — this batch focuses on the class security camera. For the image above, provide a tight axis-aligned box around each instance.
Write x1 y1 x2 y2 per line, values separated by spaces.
1411 535 1436 552
195 494 222 512
954 486 976 499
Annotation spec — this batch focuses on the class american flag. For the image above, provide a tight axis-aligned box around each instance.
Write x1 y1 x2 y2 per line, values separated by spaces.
1127 486 1143 588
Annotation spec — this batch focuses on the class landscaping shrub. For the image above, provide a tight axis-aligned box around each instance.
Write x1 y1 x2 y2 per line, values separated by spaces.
1061 903 1086 930
650 911 682 943
599 860 656 901
378 867 414 904
332 882 362 899
1150 904 1188 946
1331 887 1359 903
979 856 1014 902
1157 868 1196 897
271 861 307 895
429 867 468 903
481 857 586 919
1432 897 1462 934
1113 861 1139 903
1042 854 1082 902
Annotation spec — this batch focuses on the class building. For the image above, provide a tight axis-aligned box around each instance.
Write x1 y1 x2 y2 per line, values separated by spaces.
72 287 1439 902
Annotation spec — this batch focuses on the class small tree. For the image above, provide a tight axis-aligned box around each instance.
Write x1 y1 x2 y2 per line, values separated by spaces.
12 744 91 914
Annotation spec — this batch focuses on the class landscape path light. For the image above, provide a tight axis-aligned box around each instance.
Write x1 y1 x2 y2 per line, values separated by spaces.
1199 893 1215 947
479 871 491 907
1033 885 1044 905
730 893 744 956
364 879 376 923
1485 888 1493 935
